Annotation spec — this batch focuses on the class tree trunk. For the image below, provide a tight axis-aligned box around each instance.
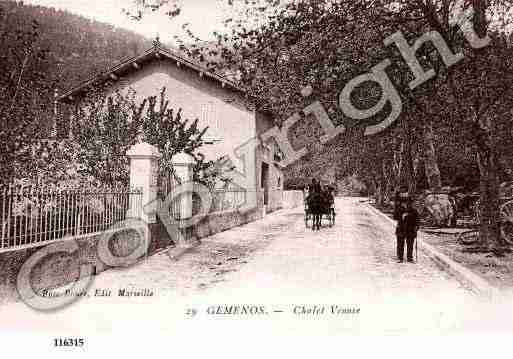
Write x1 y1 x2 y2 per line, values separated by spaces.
423 121 442 192
392 141 403 193
375 182 384 207
376 166 387 207
472 1 500 251
477 145 501 250
404 136 416 195
400 119 416 194
383 162 394 205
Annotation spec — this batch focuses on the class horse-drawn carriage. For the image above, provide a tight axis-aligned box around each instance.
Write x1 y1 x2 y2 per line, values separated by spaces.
303 187 336 230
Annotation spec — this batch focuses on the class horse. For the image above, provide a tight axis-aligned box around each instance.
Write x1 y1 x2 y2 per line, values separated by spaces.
305 186 335 230
307 190 323 230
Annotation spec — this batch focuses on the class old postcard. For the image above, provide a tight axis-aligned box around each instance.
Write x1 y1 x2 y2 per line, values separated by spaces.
1 0 513 356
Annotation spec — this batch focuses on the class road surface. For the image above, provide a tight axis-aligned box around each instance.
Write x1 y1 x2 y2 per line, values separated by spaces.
1 197 512 335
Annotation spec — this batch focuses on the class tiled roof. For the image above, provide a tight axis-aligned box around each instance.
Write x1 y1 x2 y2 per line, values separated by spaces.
58 44 243 102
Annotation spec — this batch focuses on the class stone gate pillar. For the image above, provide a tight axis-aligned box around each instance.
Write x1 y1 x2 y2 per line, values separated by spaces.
171 152 195 220
126 142 162 223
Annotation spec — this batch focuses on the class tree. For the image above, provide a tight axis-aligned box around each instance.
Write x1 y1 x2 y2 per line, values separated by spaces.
137 0 513 250
141 88 208 177
179 1 402 191
0 4 54 185
374 0 513 251
123 0 181 21
71 88 208 187
0 0 160 185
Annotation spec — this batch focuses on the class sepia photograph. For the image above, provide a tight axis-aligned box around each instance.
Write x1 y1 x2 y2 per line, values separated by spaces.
1 0 513 356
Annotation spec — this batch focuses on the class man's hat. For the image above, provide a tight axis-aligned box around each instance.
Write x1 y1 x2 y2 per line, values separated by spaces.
398 191 413 203
399 192 410 198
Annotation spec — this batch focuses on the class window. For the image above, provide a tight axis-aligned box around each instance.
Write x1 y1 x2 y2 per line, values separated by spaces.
201 101 216 127
201 101 220 141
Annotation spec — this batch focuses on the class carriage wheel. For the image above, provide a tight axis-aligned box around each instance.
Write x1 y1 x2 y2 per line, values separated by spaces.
500 221 513 245
457 229 479 245
500 200 513 245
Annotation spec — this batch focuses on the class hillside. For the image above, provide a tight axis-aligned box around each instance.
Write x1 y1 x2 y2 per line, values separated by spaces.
1 0 154 89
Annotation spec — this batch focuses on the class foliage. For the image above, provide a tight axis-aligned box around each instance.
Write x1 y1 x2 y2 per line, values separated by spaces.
142 88 208 177
71 89 142 186
0 0 153 184
5 0 513 251
71 87 209 187
169 0 513 249
283 177 310 191
193 156 235 190
372 0 513 248
0 2 54 184
122 0 181 21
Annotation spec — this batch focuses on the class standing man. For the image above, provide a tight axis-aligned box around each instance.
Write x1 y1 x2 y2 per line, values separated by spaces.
393 191 420 263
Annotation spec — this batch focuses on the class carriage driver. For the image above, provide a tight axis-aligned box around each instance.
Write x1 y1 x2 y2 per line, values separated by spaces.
326 185 335 208
310 178 322 194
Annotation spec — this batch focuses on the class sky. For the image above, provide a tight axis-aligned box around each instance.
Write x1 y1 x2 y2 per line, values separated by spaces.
25 0 232 44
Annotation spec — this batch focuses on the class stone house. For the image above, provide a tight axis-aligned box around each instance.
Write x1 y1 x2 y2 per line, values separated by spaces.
57 41 283 213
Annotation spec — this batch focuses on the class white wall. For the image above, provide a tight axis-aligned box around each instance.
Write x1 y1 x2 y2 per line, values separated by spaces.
97 60 258 172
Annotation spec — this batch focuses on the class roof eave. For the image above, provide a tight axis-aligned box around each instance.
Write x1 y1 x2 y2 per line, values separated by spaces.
57 46 244 103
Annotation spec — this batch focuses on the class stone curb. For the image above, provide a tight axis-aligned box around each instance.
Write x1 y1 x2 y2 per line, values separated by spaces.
365 203 500 298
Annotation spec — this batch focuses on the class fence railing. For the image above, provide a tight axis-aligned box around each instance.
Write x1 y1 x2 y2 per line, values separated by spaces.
160 189 249 219
191 189 275 215
157 171 182 220
158 172 250 218
0 184 143 252
208 189 247 213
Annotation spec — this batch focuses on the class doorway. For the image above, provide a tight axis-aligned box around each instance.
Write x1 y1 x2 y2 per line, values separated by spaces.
261 162 269 206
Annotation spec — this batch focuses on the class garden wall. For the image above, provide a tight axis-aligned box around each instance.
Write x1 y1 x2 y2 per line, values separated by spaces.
0 220 172 304
193 206 264 240
282 190 304 209
0 193 267 304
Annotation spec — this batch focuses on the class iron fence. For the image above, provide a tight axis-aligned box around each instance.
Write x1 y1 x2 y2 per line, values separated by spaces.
208 189 247 213
0 184 143 252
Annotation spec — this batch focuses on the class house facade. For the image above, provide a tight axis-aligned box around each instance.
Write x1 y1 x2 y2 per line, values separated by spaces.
58 42 284 213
